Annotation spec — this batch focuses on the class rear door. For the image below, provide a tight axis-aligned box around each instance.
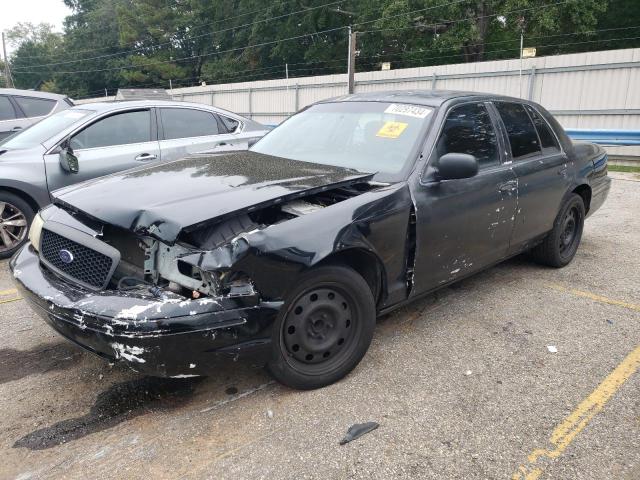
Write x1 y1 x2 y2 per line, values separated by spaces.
158 107 237 161
0 95 30 140
44 108 160 191
492 102 569 252
412 101 518 293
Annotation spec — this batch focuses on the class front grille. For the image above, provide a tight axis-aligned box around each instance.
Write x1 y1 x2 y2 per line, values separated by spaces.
41 229 114 289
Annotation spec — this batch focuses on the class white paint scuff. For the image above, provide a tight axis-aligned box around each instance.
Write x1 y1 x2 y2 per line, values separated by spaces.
111 343 147 363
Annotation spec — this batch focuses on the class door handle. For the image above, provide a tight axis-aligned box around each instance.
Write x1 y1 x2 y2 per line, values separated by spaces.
11 126 22 131
498 180 517 193
135 153 157 161
215 142 228 147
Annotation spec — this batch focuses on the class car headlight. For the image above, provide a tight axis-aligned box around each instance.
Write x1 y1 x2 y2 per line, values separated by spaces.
28 212 45 252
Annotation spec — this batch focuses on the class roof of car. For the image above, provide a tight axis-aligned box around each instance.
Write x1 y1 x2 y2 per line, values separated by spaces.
0 88 70 100
322 90 521 107
69 99 250 119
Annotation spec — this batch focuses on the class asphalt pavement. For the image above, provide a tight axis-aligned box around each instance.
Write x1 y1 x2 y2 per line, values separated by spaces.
0 172 638 480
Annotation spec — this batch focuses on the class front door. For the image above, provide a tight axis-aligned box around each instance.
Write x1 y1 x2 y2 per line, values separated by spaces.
412 101 518 294
44 109 161 192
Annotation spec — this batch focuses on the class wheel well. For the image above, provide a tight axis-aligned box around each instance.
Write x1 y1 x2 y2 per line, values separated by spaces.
572 184 592 213
317 249 384 305
0 187 40 215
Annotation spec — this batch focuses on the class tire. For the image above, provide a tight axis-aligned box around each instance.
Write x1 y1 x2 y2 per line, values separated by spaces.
266 265 376 390
0 192 34 259
530 193 585 268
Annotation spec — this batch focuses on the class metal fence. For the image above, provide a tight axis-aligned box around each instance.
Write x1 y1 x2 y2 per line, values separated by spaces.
77 47 640 157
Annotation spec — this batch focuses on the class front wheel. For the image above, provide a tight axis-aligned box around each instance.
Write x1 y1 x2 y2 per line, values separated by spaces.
266 265 376 390
530 193 585 268
0 192 34 259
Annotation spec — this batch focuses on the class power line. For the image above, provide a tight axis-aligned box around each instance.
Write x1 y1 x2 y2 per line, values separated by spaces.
14 0 346 70
16 25 348 74
15 1 337 61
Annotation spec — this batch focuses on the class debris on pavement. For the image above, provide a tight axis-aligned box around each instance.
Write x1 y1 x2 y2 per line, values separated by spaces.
339 422 380 445
547 345 558 353
464 370 473 376
266 409 274 419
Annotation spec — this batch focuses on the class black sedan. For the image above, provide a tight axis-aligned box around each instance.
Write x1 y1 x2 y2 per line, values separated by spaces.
11 90 610 389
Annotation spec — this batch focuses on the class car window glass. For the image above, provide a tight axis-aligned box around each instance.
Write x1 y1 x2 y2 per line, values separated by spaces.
70 110 151 150
0 96 16 121
14 96 56 118
161 108 219 139
495 102 541 159
219 115 239 133
525 105 560 152
251 101 432 177
435 102 499 168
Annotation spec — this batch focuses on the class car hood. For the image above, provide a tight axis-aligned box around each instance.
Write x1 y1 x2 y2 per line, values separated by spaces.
53 151 373 243
0 144 45 160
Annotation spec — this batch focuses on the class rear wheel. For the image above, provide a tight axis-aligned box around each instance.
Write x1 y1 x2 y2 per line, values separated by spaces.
266 265 376 390
0 192 34 259
530 193 585 268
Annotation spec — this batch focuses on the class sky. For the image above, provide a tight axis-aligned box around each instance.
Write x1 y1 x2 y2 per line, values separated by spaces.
1 0 71 54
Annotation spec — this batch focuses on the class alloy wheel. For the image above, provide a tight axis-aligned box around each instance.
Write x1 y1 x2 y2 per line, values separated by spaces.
0 202 28 253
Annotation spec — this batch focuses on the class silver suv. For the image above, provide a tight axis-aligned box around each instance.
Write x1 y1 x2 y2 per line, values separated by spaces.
0 89 73 140
0 100 269 257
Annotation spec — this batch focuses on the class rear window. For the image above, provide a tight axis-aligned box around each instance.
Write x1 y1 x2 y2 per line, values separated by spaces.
160 108 219 139
495 102 541 159
14 96 56 118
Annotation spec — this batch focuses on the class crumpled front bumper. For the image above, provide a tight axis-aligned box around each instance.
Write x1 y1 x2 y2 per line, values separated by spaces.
10 245 281 377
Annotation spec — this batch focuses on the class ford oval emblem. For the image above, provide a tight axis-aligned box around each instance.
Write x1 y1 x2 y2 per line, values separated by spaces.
59 249 74 264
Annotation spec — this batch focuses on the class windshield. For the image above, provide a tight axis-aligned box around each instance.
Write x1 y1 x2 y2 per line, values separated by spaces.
0 109 93 150
251 101 433 179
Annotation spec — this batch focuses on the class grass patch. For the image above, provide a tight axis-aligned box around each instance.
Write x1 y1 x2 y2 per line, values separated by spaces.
608 164 640 173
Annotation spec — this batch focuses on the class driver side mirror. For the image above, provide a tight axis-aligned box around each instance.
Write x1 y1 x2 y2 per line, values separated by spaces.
437 153 478 180
59 141 79 174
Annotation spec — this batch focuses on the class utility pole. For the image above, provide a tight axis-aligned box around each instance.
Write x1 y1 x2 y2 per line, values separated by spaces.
518 31 524 98
347 26 356 94
285 63 289 80
2 32 14 88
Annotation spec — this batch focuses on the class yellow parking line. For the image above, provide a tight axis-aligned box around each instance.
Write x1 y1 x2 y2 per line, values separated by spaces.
0 288 18 296
0 296 22 304
548 284 640 312
512 344 640 479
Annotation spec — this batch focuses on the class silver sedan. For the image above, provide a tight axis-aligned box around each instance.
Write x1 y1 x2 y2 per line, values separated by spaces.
0 100 269 257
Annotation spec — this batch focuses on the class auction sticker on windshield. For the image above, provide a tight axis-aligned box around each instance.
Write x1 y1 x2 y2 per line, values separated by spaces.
384 103 431 119
376 121 408 138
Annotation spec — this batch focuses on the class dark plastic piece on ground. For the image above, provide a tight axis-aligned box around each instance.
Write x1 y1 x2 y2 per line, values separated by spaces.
339 422 380 445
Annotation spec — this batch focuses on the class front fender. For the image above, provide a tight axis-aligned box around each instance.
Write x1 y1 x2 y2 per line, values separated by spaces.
182 183 414 304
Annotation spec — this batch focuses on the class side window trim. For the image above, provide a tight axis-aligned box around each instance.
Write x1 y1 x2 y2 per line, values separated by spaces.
70 108 154 151
420 99 511 184
493 101 543 161
158 107 221 140
430 100 504 170
526 104 564 155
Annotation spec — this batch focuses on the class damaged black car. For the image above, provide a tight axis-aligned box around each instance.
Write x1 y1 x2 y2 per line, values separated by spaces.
11 91 610 389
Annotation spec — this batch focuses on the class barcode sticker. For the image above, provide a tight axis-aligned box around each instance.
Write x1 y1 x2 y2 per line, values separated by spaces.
384 103 431 119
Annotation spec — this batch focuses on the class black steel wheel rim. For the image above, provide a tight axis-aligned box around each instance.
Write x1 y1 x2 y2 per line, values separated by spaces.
559 205 580 256
282 286 360 374
0 202 28 253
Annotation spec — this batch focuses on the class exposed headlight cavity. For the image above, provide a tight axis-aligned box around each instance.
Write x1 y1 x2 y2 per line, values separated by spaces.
28 213 45 252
